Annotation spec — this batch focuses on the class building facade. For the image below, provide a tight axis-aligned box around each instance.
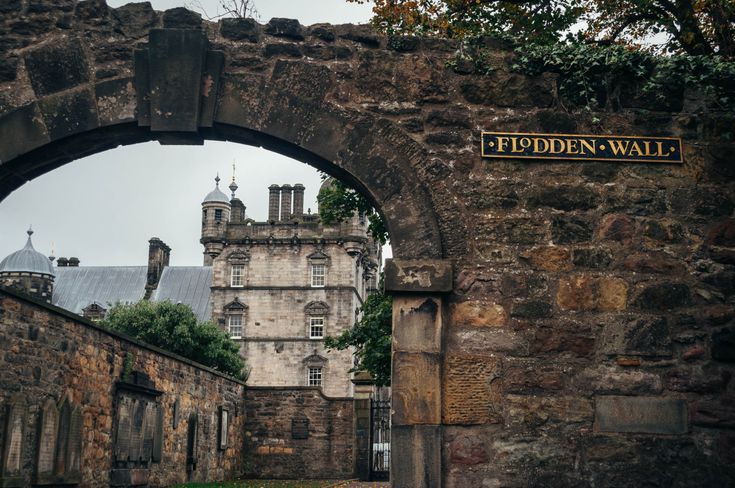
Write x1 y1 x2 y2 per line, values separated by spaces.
202 177 380 397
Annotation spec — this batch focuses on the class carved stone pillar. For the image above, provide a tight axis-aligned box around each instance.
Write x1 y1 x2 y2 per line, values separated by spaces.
384 259 452 488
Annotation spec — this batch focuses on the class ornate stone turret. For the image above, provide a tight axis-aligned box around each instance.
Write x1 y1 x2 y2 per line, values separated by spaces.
200 175 231 265
0 227 55 302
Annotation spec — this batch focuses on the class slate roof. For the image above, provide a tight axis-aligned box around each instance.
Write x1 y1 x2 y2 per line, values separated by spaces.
52 266 213 321
151 266 213 321
52 266 147 314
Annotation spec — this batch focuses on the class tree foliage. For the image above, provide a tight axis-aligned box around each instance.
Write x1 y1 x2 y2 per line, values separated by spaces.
101 300 247 381
325 279 393 387
350 0 734 56
317 177 389 245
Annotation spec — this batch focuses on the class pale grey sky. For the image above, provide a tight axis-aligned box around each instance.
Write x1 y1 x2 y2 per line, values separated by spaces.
0 1 380 267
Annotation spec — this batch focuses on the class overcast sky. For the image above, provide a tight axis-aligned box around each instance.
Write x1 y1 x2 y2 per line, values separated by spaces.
0 1 378 267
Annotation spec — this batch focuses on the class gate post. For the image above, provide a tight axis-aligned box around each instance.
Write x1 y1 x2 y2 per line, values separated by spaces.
384 259 452 488
352 371 374 481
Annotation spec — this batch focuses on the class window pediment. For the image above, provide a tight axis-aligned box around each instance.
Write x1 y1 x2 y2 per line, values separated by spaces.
227 250 250 263
307 250 329 264
304 301 330 315
224 298 248 311
302 353 327 366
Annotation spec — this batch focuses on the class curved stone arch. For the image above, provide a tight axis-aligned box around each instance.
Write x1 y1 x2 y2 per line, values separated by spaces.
0 78 444 261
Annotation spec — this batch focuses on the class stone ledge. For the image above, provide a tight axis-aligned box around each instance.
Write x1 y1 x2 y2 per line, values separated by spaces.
384 258 453 293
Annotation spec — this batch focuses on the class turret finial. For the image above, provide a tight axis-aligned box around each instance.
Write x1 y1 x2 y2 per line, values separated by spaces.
229 161 238 199
27 225 33 237
215 174 221 186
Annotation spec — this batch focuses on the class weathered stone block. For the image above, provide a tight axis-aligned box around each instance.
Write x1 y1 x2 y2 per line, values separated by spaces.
265 18 304 40
95 78 136 127
442 356 501 425
392 352 441 425
598 214 635 243
264 43 303 58
393 296 443 353
597 277 628 312
557 275 596 311
384 259 452 293
712 327 735 362
511 300 552 318
600 316 672 357
220 18 260 42
506 395 593 426
24 38 90 97
504 359 565 393
622 251 682 273
0 103 50 164
594 396 688 434
572 248 612 269
161 7 201 28
520 246 571 272
575 365 663 394
552 216 593 244
392 425 441 488
37 88 99 140
634 282 692 310
528 185 601 211
449 300 506 328
531 324 595 357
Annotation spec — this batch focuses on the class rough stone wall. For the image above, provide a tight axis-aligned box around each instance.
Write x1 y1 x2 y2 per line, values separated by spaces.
244 387 355 479
0 287 246 487
0 2 733 486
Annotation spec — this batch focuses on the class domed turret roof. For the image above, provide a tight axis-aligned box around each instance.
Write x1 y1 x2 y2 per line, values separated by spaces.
0 228 55 277
203 175 230 204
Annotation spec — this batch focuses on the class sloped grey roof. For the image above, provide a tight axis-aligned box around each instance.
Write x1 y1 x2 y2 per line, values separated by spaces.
0 230 55 277
151 266 212 321
52 266 147 314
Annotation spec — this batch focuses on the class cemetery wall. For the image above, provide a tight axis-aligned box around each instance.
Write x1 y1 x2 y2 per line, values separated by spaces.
0 287 246 487
243 387 355 479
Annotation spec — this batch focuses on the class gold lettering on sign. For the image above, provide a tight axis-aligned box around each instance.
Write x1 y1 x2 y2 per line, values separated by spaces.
580 139 596 155
608 140 630 156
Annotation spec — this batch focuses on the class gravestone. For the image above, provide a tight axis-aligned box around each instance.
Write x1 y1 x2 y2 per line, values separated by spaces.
152 407 163 463
54 399 70 478
186 412 198 473
114 397 132 462
65 407 83 482
217 407 229 450
291 418 309 440
35 399 58 485
1 395 26 487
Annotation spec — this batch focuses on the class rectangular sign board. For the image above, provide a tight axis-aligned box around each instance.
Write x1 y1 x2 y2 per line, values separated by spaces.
481 132 683 163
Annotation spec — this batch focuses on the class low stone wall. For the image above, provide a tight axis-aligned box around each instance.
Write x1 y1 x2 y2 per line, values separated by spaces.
0 287 246 487
244 387 355 479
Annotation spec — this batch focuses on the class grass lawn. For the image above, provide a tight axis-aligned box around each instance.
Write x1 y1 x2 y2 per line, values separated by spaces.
175 480 354 488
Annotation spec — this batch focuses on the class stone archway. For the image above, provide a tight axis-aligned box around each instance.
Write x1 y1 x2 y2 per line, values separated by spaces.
2 3 734 488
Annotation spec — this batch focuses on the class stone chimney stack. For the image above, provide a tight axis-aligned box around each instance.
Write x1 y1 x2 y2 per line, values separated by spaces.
268 184 280 222
146 237 170 293
280 184 293 221
293 184 305 219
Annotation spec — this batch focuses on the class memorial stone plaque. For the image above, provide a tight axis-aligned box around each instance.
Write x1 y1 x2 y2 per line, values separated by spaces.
291 418 309 440
2 396 26 481
218 407 229 450
172 398 180 430
65 407 83 481
186 413 198 469
54 400 70 477
152 406 163 463
35 399 59 484
129 400 145 461
114 398 132 462
141 403 155 461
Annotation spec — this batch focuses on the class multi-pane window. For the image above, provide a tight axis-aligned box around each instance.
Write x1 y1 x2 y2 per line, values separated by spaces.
231 264 244 287
308 367 323 386
228 315 242 339
214 209 223 222
311 264 325 287
309 317 325 339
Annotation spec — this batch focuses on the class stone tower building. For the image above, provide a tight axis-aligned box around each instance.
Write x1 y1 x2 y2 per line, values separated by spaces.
202 177 381 397
0 228 55 302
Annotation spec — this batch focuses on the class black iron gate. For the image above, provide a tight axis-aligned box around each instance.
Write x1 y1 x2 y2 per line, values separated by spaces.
369 399 390 481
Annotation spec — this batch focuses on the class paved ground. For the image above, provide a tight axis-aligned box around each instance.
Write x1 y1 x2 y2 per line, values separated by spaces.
331 483 389 488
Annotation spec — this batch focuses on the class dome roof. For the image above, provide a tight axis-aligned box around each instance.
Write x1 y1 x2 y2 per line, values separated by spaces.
203 175 231 204
0 229 55 277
